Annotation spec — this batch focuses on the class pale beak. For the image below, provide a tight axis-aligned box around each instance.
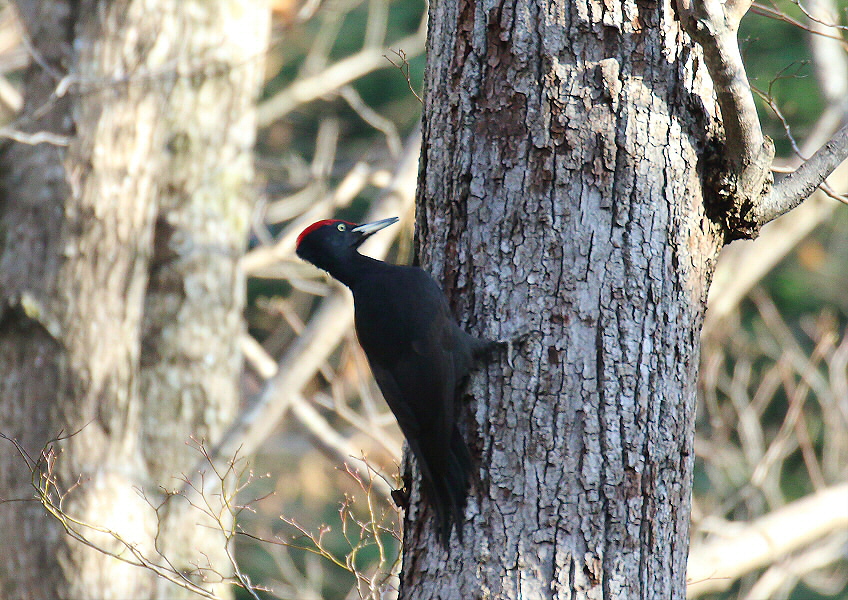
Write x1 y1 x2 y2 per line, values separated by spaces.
352 217 399 245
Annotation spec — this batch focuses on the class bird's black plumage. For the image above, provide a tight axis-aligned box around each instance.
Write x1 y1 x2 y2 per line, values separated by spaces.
296 217 490 546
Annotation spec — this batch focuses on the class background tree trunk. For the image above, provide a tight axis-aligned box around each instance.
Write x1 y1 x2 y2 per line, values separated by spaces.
0 2 268 599
407 1 723 598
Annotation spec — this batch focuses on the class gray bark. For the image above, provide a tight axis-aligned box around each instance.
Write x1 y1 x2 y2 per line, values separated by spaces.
405 1 723 598
0 2 268 599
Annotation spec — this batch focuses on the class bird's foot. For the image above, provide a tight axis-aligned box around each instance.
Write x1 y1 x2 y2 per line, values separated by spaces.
497 326 543 369
500 325 542 345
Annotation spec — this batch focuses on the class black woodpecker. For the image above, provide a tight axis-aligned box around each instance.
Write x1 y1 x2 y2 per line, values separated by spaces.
296 217 492 547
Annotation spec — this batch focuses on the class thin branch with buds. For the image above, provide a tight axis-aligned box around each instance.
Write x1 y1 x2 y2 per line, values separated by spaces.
239 459 402 600
0 432 272 600
384 49 422 105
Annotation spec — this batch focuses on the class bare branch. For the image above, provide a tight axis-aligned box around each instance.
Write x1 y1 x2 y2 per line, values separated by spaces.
339 85 402 157
0 433 244 599
793 0 848 35
744 532 848 600
257 25 425 126
384 49 423 105
0 73 22 113
687 483 848 596
759 123 848 222
679 0 848 237
677 0 776 238
238 458 402 600
290 394 395 493
364 0 390 50
750 2 848 42
705 4 848 326
0 126 70 146
241 333 279 379
677 0 769 167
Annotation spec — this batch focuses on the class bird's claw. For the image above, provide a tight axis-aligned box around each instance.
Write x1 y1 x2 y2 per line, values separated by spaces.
498 326 542 369
505 325 543 345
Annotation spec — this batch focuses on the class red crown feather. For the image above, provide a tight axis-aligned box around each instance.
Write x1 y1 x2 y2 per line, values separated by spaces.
296 219 356 248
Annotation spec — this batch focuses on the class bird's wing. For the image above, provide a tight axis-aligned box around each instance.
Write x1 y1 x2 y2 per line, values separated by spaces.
367 360 420 436
353 267 461 442
368 340 464 542
409 305 459 449
367 329 456 460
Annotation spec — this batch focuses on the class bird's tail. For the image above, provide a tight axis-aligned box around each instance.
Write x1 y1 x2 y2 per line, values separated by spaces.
416 426 472 549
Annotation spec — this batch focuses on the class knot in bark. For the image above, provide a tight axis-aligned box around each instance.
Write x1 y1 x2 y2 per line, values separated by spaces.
703 137 775 241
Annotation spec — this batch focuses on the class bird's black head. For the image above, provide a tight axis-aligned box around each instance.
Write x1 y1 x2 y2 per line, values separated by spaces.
296 217 398 277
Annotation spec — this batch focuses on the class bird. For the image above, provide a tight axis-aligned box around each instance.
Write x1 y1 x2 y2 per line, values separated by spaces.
295 216 493 547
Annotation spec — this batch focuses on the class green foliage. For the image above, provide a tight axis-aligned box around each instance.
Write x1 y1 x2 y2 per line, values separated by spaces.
740 6 823 156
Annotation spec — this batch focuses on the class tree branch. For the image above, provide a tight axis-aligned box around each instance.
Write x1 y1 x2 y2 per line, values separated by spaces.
677 0 774 240
687 483 848 596
678 0 848 237
705 3 848 326
677 0 776 239
257 26 425 126
677 0 768 167
743 531 848 600
0 126 70 146
757 123 848 223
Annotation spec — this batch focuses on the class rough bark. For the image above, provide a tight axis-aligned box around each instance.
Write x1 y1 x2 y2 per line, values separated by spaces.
0 2 268 599
406 1 723 598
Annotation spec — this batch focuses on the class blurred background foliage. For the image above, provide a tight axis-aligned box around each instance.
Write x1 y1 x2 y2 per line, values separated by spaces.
235 0 848 599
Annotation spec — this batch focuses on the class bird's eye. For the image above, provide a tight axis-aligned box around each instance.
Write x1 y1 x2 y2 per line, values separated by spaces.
337 223 347 231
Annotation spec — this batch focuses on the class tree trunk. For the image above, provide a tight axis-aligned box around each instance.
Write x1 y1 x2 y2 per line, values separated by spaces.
0 2 268 599
406 1 722 598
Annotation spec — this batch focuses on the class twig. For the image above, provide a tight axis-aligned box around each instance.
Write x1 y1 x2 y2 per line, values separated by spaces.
258 27 425 125
0 433 226 599
750 3 848 43
384 49 422 105
0 126 70 146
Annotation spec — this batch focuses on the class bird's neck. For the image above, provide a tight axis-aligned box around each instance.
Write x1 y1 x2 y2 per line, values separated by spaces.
324 252 386 288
